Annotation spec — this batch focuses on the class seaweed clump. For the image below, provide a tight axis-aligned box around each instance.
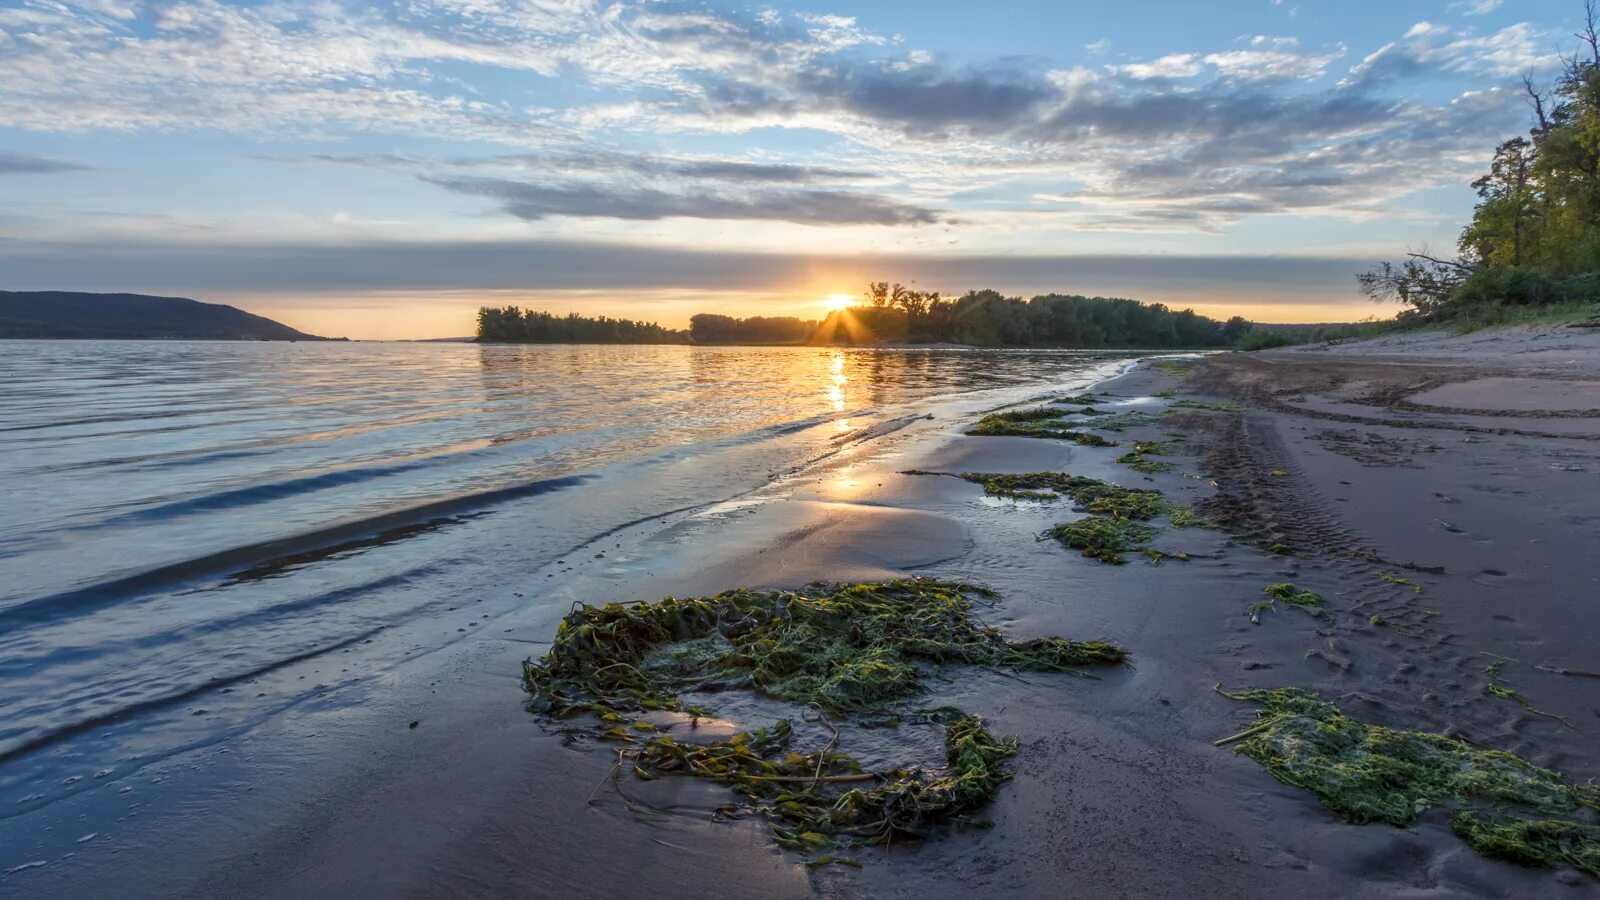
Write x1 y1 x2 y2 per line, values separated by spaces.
521 579 1125 855
1117 440 1179 474
635 710 1019 851
1214 686 1600 878
1046 517 1159 564
1485 660 1574 729
967 408 1117 446
1053 392 1101 405
1248 582 1325 623
1166 398 1246 413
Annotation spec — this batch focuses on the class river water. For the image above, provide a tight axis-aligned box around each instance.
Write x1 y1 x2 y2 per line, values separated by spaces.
0 340 1146 811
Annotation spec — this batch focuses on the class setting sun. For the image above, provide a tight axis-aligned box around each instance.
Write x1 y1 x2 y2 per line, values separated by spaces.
823 294 852 312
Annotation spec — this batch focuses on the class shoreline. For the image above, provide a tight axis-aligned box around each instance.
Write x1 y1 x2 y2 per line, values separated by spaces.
6 327 1598 897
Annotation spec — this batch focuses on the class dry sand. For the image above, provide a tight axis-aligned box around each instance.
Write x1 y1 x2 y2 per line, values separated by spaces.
12 323 1600 899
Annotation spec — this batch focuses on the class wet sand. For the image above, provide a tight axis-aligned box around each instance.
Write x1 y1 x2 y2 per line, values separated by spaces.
10 325 1600 898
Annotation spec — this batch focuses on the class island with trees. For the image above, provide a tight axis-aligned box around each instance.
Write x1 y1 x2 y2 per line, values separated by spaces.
476 290 1255 349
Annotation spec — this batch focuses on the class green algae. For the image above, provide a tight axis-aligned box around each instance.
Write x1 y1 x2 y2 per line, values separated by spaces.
1084 411 1162 432
1379 572 1425 594
1045 517 1159 564
1248 583 1325 623
1215 686 1600 878
1053 393 1102 405
1117 440 1179 474
631 709 1018 850
524 578 1122 718
925 470 1203 526
522 579 1125 856
1154 360 1193 380
967 409 1118 446
1485 660 1574 729
1165 399 1246 413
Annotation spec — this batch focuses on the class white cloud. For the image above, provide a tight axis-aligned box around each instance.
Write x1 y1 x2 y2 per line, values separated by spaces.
1112 53 1203 80
1084 38 1111 55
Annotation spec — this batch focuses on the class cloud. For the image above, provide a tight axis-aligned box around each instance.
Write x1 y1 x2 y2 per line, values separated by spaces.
1452 0 1503 16
0 235 1370 302
278 149 879 185
1341 22 1558 88
1112 54 1205 80
1201 46 1340 82
421 175 942 225
1084 38 1111 55
0 1 1567 239
0 152 89 174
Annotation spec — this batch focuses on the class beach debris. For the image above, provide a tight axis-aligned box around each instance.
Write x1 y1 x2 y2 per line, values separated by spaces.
1536 664 1600 679
521 579 1123 855
1378 572 1425 594
1166 399 1246 413
905 469 1201 564
1045 517 1161 565
1154 360 1193 380
1117 440 1178 473
1213 686 1600 879
1248 583 1325 624
1484 660 1574 729
966 408 1118 445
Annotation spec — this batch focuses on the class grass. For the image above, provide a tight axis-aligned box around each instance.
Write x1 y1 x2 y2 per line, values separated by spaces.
1215 686 1600 878
522 578 1125 855
1448 299 1600 335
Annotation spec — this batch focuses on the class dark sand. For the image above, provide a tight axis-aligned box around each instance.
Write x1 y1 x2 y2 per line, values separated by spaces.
9 325 1600 899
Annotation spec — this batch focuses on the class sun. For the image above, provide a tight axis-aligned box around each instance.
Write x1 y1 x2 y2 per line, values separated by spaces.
823 294 852 312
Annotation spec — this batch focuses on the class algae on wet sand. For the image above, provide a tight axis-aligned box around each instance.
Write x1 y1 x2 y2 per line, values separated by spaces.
521 578 1125 855
1215 686 1600 878
967 408 1118 446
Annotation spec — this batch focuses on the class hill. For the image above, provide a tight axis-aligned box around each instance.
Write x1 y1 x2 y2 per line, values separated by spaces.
0 291 334 340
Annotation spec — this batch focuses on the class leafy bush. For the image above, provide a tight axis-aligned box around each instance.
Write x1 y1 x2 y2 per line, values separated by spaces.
1235 330 1297 351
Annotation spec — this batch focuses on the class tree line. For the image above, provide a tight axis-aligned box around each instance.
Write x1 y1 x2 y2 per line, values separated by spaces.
477 294 1247 348
475 307 685 343
1362 1 1600 322
818 284 1247 348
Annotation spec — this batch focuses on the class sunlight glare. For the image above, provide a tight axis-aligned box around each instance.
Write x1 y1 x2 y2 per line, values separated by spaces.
823 294 852 312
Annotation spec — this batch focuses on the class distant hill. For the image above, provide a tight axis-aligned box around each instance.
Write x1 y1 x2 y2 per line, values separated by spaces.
0 291 335 340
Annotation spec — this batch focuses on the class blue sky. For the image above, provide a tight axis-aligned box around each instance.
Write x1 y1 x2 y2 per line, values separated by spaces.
0 0 1580 337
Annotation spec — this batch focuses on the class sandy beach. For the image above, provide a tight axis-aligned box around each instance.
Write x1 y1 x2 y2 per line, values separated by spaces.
7 324 1599 899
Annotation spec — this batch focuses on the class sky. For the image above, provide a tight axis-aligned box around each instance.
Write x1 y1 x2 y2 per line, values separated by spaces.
0 0 1582 338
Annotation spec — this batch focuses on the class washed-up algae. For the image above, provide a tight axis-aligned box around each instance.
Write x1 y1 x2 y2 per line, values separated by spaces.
522 578 1124 856
1052 393 1101 405
1248 582 1326 623
1118 440 1179 474
1485 659 1574 729
967 408 1118 446
903 469 1203 565
1166 399 1247 413
1046 517 1162 564
1214 686 1600 878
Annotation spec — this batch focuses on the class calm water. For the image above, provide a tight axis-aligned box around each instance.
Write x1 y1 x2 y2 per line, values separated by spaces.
0 340 1142 805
